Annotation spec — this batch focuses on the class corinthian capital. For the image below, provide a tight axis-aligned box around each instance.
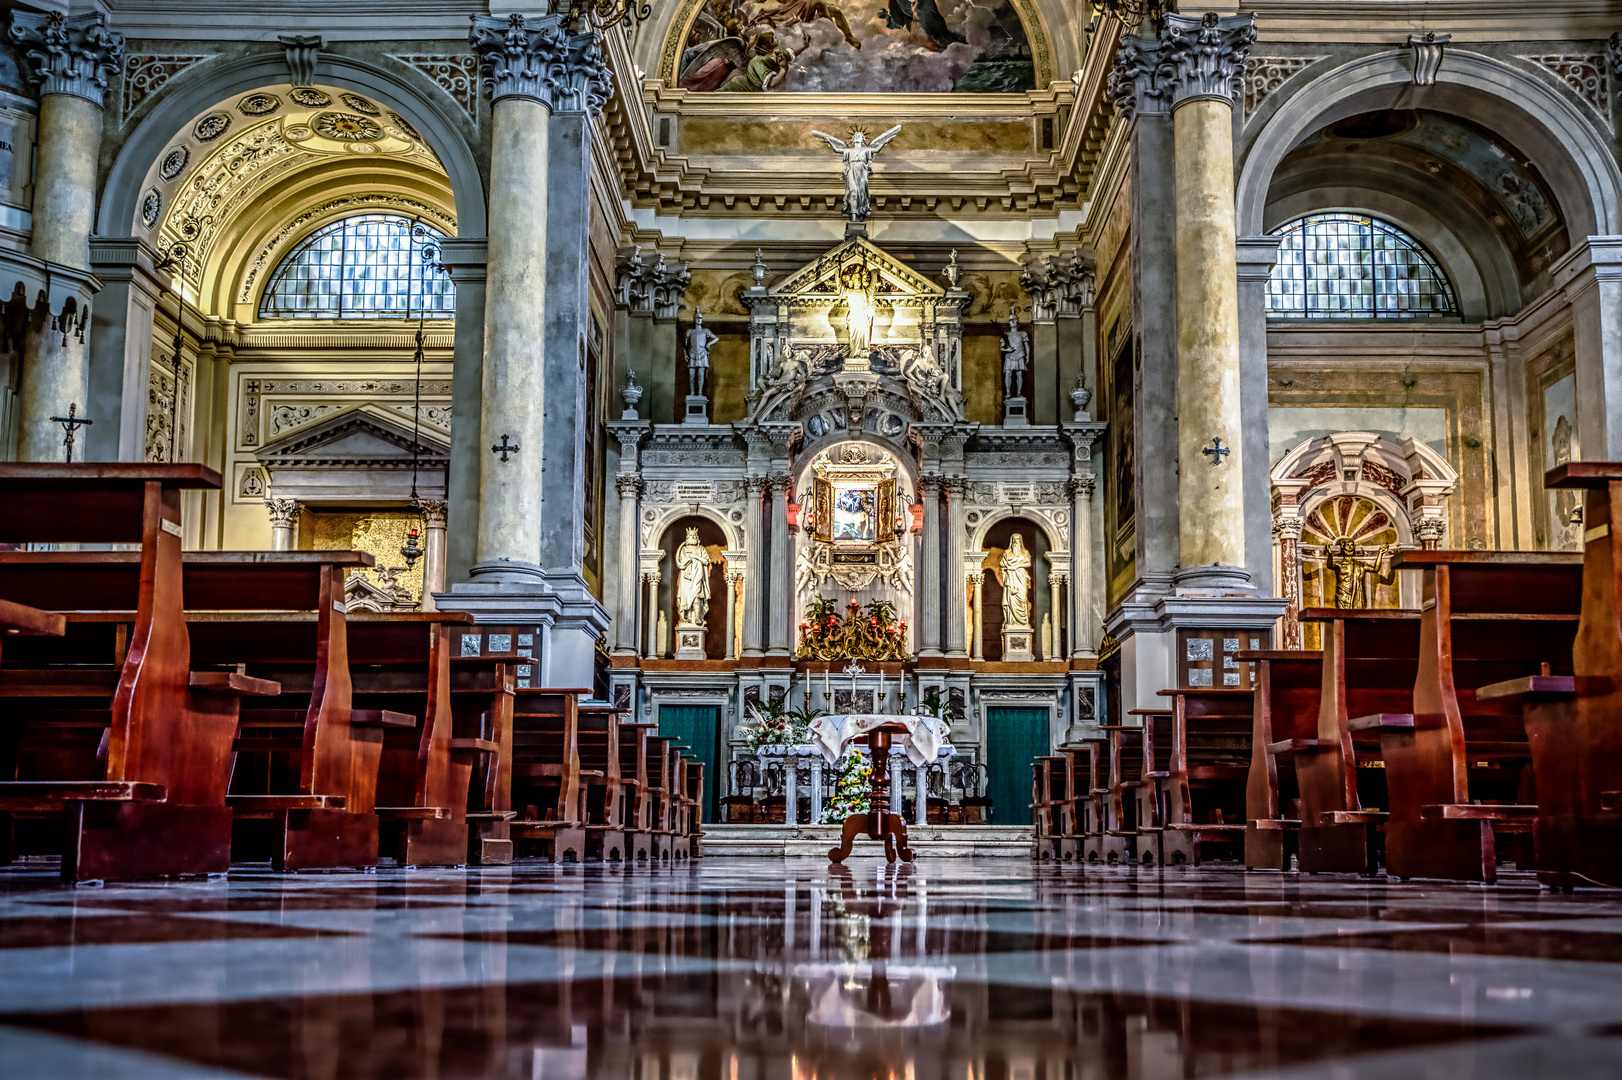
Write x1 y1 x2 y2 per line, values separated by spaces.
1106 34 1165 123
264 498 301 528
469 13 613 114
8 11 125 108
1157 11 1257 111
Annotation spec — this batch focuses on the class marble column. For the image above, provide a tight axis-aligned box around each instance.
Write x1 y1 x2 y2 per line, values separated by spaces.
1069 475 1096 657
726 571 742 660
9 12 122 462
614 475 643 653
944 477 969 657
265 498 300 551
916 475 943 657
742 477 767 657
1166 12 1257 590
969 571 985 661
767 474 792 657
643 571 661 659
417 499 448 613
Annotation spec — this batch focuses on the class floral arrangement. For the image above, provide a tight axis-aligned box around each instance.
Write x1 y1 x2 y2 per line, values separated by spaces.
821 749 873 822
739 698 820 751
797 596 908 662
917 687 957 733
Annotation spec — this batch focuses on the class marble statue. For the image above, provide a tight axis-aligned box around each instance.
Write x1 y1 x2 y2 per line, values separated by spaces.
811 124 902 221
675 527 713 626
686 311 719 396
841 263 876 357
1001 311 1029 400
1001 532 1033 630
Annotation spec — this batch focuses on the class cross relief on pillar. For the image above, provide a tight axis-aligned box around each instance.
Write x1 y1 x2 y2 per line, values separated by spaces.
8 12 126 107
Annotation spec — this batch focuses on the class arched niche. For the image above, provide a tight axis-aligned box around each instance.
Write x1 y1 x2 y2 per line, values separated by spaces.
658 514 730 660
978 514 1055 662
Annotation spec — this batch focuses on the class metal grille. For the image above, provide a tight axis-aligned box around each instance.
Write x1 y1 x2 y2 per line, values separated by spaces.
1266 213 1457 319
259 214 455 319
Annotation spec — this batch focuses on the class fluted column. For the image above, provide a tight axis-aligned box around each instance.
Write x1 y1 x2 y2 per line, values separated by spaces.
643 571 661 659
1165 11 1257 590
742 477 767 656
767 473 792 656
614 475 643 653
917 475 943 657
944 477 968 657
265 498 300 551
417 499 448 612
9 12 122 461
969 571 985 661
1069 475 1095 657
726 570 743 660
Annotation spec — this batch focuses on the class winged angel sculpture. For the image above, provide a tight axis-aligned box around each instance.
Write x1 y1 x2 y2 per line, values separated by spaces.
811 125 902 221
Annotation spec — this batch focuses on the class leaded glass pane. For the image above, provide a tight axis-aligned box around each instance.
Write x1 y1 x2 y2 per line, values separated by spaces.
259 214 455 320
1265 213 1457 319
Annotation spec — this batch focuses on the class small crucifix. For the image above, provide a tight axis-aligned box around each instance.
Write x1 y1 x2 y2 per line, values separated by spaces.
842 661 866 702
490 434 520 462
50 404 93 463
1203 437 1230 465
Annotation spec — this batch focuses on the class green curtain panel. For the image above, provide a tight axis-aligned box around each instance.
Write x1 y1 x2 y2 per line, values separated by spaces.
658 705 720 823
985 707 1050 827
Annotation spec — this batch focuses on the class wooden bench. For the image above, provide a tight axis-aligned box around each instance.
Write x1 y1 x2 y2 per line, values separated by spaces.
684 758 705 858
451 654 517 866
1378 551 1581 881
1239 650 1320 870
1477 462 1622 888
577 701 625 862
1156 688 1251 866
618 720 654 861
509 690 586 861
643 735 677 862
0 465 282 882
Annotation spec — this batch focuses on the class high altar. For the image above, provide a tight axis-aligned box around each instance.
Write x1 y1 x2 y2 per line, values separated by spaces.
604 225 1107 826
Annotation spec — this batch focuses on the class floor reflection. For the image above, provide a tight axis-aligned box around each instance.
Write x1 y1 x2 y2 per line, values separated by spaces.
0 859 1617 1080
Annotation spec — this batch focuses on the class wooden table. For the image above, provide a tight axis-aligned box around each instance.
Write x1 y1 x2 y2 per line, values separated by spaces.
827 721 917 864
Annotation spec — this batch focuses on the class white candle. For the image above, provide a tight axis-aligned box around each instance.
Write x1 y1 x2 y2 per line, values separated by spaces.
824 664 831 705
878 668 885 712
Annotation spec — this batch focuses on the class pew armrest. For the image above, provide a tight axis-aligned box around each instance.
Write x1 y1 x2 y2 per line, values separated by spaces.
0 599 65 637
450 737 500 763
1475 676 1577 704
1420 803 1538 821
375 806 451 820
1348 713 1415 732
1266 738 1334 756
466 811 517 821
0 780 165 812
1321 810 1388 824
1165 823 1246 833
226 794 347 812
190 671 282 697
351 709 416 728
1248 818 1301 830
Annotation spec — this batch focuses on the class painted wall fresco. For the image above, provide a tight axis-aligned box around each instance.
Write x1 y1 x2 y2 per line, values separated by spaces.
676 0 1036 93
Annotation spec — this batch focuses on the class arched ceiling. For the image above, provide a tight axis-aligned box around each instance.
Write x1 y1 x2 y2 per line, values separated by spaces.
135 82 454 312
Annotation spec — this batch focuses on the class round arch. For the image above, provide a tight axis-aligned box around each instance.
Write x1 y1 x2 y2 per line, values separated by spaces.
1238 49 1622 241
644 503 744 553
791 430 920 491
966 505 1065 555
99 53 486 241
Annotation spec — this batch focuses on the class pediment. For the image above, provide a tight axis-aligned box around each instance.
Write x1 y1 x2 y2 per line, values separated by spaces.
764 237 946 302
255 406 449 469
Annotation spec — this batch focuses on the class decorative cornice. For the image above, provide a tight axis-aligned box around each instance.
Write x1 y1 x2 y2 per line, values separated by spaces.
468 14 612 115
1157 11 1258 111
8 12 126 108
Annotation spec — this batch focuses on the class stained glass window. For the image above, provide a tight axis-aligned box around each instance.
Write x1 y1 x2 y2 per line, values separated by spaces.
1267 213 1457 319
258 214 454 319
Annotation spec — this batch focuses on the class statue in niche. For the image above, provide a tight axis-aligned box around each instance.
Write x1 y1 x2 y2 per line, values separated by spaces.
840 263 876 357
685 311 719 396
1000 532 1033 630
811 125 902 221
675 527 714 626
1001 311 1029 400
1325 537 1391 609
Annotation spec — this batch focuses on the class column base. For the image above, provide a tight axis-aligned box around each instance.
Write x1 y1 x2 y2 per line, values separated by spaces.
1173 563 1256 596
436 568 610 693
1002 627 1034 662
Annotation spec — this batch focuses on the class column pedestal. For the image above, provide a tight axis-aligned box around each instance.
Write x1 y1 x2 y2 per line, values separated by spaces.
1002 627 1035 663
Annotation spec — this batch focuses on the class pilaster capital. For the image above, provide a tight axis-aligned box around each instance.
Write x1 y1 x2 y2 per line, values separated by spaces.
642 569 662 587
1414 517 1447 548
469 14 613 114
414 498 448 527
264 498 301 527
1236 235 1285 282
8 11 125 108
616 246 691 318
1106 33 1165 123
768 472 794 498
917 473 944 496
1158 11 1257 111
1049 570 1070 588
941 476 967 497
1271 516 1303 542
615 474 644 498
1068 475 1096 501
745 474 771 496
967 570 984 587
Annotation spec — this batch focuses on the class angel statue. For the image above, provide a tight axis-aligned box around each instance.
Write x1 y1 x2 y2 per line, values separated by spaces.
811 124 903 222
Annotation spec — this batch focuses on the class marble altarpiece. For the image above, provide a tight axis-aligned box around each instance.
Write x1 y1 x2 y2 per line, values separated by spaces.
605 233 1108 814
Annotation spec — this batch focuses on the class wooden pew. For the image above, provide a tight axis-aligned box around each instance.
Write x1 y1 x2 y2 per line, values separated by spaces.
1156 688 1250 866
1239 650 1318 870
510 690 586 861
452 652 516 865
684 759 705 857
0 465 282 882
670 747 693 861
1055 746 1095 863
1378 552 1581 881
577 701 625 861
1091 720 1147 865
643 735 676 862
1030 758 1052 859
1074 737 1109 863
618 721 653 861
1480 462 1622 888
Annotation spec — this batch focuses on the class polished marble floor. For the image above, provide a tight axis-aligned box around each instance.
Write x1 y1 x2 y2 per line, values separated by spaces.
2 857 1621 1079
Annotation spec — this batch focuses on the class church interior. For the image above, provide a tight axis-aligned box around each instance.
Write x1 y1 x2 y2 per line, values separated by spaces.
1 1 1622 1077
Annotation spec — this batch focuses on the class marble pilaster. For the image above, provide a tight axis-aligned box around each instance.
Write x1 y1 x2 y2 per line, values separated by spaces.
437 239 488 585
614 473 644 653
1554 239 1622 461
916 474 943 657
85 238 165 463
943 476 968 658
767 473 792 657
1237 237 1283 590
742 476 767 657
969 571 985 661
1068 474 1096 657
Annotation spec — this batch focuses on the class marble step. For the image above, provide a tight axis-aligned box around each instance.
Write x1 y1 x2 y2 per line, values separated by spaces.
699 823 1034 858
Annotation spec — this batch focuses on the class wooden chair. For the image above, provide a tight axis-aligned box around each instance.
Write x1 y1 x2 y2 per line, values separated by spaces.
1157 688 1251 866
1377 552 1581 881
510 690 586 861
0 465 281 882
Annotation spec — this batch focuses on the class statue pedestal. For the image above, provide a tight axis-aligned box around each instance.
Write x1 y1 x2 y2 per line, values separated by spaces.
674 622 707 660
1002 627 1034 662
1003 396 1028 427
683 395 709 425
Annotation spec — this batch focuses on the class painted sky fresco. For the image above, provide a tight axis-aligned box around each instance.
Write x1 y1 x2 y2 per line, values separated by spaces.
677 0 1036 94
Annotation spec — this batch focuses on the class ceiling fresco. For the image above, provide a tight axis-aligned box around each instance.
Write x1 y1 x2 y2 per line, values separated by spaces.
673 0 1038 93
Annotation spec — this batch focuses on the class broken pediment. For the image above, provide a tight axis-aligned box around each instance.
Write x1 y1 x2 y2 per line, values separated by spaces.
255 406 448 504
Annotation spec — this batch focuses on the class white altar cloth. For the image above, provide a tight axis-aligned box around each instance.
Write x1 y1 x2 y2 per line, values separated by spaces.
808 714 951 768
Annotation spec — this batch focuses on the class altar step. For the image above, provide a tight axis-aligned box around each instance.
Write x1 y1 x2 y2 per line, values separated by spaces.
699 823 1034 858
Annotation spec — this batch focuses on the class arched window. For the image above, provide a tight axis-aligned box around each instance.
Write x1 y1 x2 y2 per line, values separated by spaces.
259 214 454 319
1266 213 1458 319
